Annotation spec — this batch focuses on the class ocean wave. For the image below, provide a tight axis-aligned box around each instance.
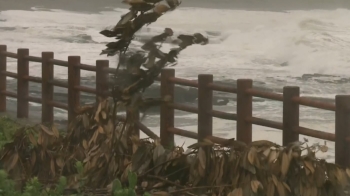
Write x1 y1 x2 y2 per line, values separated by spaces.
1 8 350 109
30 6 54 12
58 33 97 44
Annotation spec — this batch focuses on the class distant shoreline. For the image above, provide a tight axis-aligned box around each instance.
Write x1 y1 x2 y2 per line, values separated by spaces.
1 0 350 13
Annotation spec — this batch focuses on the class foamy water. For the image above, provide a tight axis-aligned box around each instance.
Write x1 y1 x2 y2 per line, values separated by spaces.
1 7 350 161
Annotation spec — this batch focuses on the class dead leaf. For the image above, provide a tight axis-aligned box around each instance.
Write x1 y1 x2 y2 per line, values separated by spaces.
8 153 19 171
152 191 170 196
37 133 43 145
251 180 262 193
83 140 88 149
336 167 347 187
82 114 90 129
230 188 243 196
27 133 37 146
281 151 291 177
52 125 60 138
263 147 271 158
94 102 102 121
268 150 277 163
40 124 54 136
276 181 285 196
203 138 214 145
131 145 148 172
272 175 278 187
101 111 107 120
304 161 315 174
141 181 148 188
198 147 206 170
31 151 36 166
248 147 257 165
50 159 56 176
97 126 105 134
56 157 64 168
153 182 164 188
282 182 291 192
153 145 165 163
318 145 328 153
310 186 317 196
267 182 275 196
346 168 350 178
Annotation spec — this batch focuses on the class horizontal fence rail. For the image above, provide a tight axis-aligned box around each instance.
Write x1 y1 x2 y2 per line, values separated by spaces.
156 70 350 167
1 45 350 167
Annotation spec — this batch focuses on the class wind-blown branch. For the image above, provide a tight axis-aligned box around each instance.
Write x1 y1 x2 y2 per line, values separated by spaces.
99 0 208 118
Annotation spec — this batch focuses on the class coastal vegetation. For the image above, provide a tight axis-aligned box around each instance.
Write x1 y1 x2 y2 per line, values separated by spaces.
1 108 350 195
0 115 20 149
1 0 350 196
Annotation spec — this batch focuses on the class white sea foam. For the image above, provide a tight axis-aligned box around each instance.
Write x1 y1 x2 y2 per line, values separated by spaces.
1 7 350 160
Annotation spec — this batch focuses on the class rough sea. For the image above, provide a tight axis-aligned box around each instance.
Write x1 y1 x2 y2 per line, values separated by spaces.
2 0 350 162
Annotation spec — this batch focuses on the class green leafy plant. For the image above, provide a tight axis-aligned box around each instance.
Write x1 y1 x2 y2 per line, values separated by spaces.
0 169 20 196
0 170 67 196
112 171 150 196
0 170 59 196
74 161 86 195
0 116 20 149
44 176 67 196
21 177 42 196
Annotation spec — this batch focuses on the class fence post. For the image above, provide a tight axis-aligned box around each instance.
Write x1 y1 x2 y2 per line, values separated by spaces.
96 60 109 99
283 87 300 146
0 45 6 112
198 74 213 142
335 95 350 167
236 79 252 144
160 68 175 148
68 56 81 124
17 49 29 118
41 52 54 124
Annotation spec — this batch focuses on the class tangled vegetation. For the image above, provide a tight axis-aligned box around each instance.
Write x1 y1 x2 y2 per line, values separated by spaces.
1 100 350 195
1 0 350 195
0 162 148 196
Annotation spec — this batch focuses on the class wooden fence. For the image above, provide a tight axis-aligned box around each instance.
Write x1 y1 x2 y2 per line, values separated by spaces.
1 45 350 167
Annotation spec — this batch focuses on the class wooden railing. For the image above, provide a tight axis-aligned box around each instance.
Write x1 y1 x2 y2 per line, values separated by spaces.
1 45 350 167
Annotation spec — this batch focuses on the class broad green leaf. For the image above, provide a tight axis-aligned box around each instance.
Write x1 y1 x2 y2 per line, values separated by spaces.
113 179 123 192
128 171 138 189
